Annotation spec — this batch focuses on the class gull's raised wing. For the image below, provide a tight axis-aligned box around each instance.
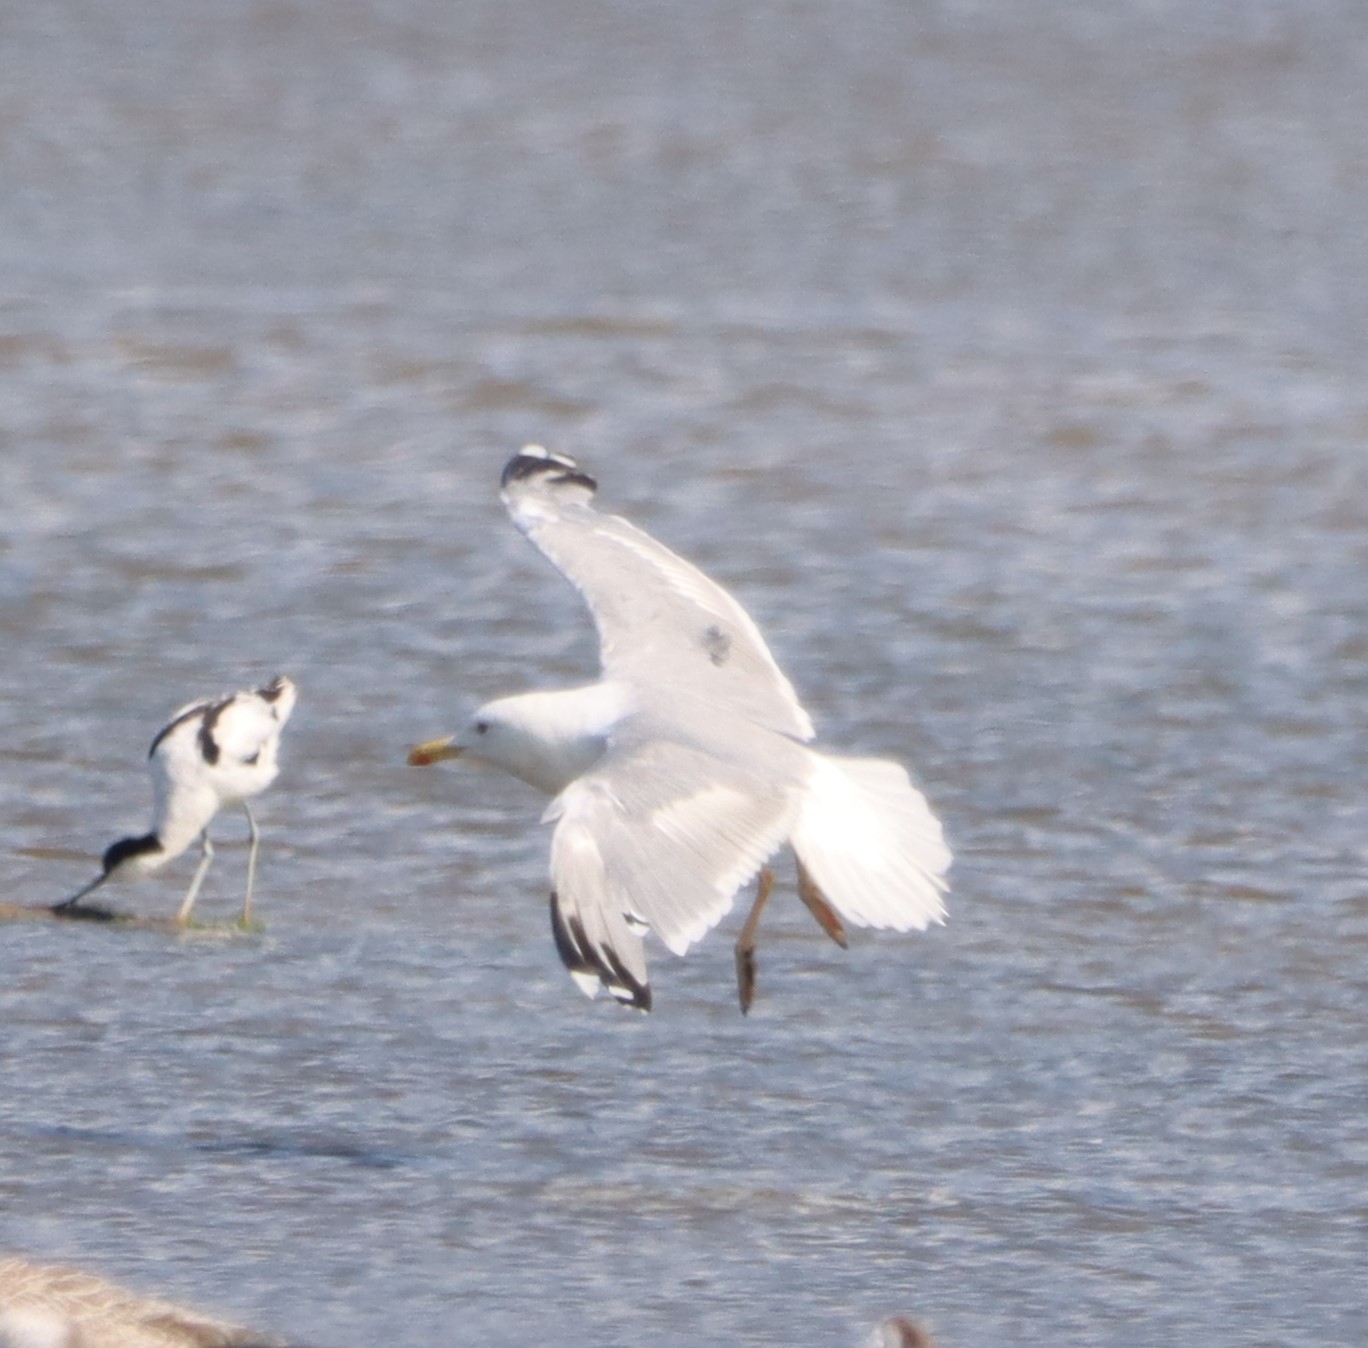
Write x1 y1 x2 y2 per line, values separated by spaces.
542 727 799 1009
501 448 815 741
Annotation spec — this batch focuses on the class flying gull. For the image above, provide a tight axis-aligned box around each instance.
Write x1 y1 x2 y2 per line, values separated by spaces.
409 448 949 1011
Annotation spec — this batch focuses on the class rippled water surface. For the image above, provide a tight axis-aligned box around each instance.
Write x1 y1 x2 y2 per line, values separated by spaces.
2 3 1367 1346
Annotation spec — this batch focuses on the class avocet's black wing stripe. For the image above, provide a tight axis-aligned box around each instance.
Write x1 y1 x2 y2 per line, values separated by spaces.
148 701 211 758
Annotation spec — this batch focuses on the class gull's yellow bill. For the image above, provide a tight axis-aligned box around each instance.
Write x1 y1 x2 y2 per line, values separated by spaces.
407 737 463 767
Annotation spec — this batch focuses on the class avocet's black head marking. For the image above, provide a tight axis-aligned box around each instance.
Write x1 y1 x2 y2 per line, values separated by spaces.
258 676 290 703
501 446 598 495
102 832 163 875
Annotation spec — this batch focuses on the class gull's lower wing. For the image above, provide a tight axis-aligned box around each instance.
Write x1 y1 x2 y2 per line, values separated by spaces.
501 449 816 741
543 732 799 1008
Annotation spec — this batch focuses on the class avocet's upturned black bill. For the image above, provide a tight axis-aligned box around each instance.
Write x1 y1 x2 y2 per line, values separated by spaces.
408 447 951 1012
55 676 298 924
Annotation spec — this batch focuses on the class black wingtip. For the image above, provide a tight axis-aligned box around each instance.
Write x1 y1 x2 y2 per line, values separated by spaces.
603 945 653 1012
501 445 598 494
550 890 591 978
549 892 652 1012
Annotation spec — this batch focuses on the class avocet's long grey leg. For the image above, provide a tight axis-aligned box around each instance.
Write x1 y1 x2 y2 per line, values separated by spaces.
177 831 214 924
240 801 260 926
734 865 775 1015
52 871 108 913
796 857 848 949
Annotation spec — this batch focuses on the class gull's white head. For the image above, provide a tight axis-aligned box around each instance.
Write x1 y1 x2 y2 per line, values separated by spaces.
407 698 537 778
408 685 627 796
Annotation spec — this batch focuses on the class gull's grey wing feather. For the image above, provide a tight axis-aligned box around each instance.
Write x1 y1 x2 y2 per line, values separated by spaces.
502 450 815 741
542 731 800 1007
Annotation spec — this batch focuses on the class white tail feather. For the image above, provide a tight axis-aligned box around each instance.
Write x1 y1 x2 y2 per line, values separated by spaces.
790 753 951 931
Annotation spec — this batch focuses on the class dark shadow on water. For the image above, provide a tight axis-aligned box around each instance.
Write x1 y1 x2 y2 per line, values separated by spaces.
17 1123 413 1171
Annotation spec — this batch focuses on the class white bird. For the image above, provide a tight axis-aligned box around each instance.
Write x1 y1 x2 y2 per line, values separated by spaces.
54 676 297 926
409 448 950 1012
868 1318 937 1348
0 1255 288 1348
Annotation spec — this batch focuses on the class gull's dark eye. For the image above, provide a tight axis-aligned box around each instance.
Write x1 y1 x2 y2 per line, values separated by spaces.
475 720 490 735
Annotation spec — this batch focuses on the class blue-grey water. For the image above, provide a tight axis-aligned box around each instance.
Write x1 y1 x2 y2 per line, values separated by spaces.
2 2 1366 1345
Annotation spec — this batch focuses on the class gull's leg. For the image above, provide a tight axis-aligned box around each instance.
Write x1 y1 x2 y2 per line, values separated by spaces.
796 857 847 949
734 866 775 1015
240 801 260 927
177 831 214 924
